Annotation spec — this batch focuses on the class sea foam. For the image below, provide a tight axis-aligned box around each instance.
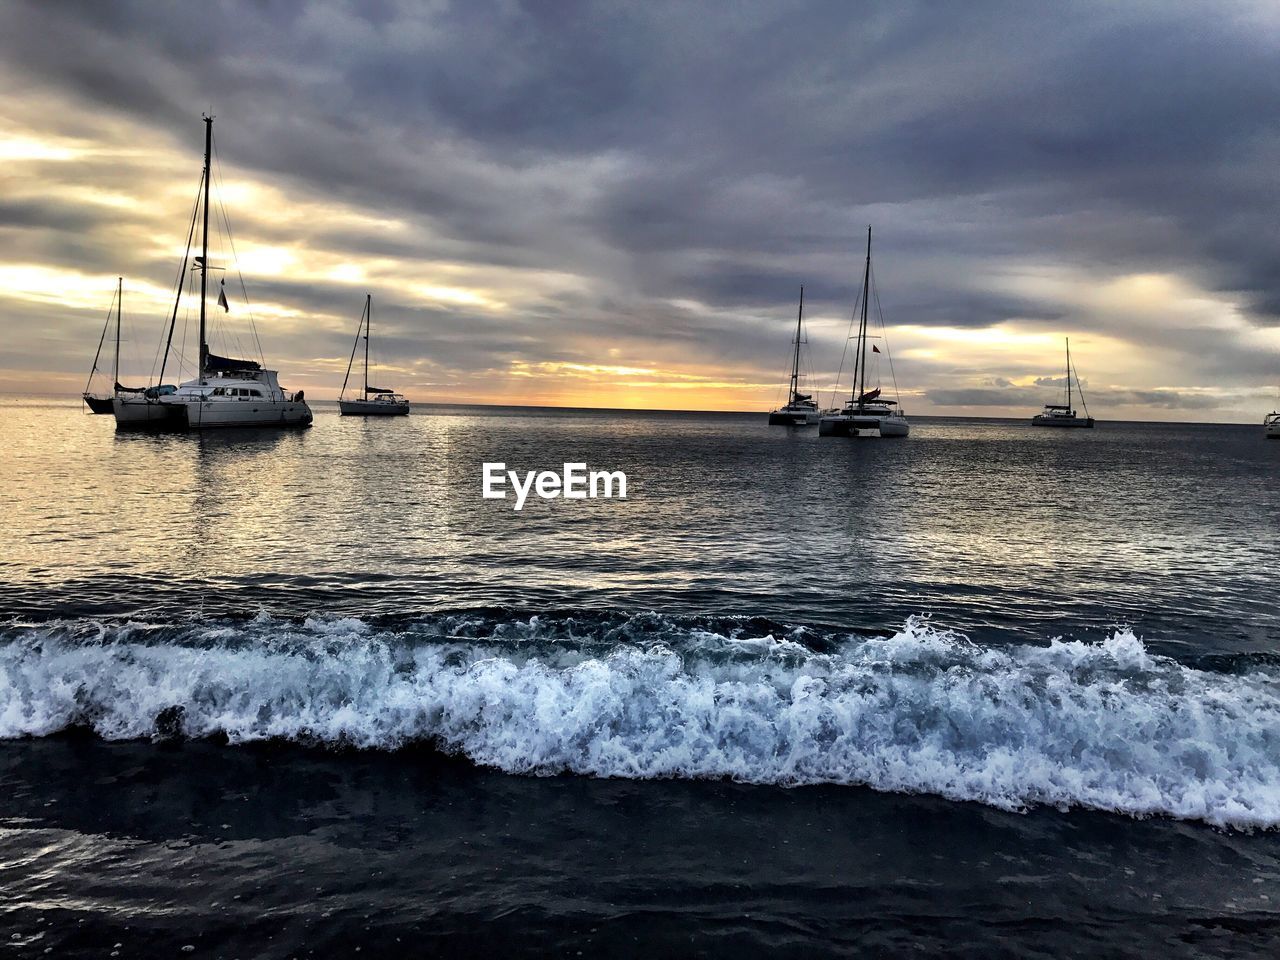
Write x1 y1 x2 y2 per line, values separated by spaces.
2 614 1278 828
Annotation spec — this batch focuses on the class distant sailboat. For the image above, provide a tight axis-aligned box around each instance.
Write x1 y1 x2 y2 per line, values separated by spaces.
768 286 820 425
819 227 909 438
82 277 123 414
338 294 410 416
1031 338 1094 428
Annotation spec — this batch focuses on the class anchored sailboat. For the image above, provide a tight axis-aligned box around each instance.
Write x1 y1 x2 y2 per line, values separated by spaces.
768 287 820 426
82 277 123 414
339 294 410 416
1031 338 1094 428
819 227 909 438
114 116 312 430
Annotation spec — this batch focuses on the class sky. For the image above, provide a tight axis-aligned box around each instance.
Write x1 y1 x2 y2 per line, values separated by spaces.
1 0 1279 420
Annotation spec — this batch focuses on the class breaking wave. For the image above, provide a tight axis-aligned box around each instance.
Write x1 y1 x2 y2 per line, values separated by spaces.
2 612 1279 828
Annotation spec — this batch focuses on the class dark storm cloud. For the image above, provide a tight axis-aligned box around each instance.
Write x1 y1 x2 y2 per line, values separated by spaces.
927 387 1043 408
1 0 1279 409
0 199 100 233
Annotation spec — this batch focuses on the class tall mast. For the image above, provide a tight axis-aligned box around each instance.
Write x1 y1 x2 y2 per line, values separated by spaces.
113 276 121 388
853 226 872 405
364 293 371 395
199 115 212 376
789 286 804 402
1066 337 1072 412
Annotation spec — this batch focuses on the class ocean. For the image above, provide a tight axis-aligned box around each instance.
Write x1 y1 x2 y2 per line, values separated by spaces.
2 396 1279 957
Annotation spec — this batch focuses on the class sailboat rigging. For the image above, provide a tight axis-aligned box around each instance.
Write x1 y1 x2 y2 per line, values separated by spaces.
768 286 820 425
819 227 910 438
82 278 123 414
1031 338 1094 428
339 294 410 416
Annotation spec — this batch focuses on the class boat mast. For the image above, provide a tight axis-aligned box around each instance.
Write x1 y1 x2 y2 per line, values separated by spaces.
113 276 121 389
84 301 111 397
1066 337 1072 412
364 293 371 395
199 115 212 376
789 286 804 403
853 226 872 405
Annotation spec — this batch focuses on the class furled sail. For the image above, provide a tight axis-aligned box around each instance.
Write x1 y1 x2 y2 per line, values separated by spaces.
205 352 261 372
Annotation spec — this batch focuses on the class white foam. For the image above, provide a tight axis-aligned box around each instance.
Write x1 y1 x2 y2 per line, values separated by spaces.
2 615 1279 828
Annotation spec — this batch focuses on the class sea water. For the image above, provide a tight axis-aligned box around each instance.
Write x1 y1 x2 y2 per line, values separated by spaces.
2 397 1279 956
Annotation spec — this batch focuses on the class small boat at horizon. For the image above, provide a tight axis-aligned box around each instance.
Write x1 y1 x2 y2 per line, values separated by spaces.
82 277 124 414
113 116 312 431
819 227 910 438
1031 338 1094 428
768 286 820 426
339 294 410 416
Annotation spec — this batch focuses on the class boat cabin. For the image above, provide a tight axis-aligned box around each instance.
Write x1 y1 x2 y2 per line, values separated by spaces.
174 367 303 403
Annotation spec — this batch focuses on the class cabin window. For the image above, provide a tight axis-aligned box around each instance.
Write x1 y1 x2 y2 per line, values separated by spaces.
249 389 263 397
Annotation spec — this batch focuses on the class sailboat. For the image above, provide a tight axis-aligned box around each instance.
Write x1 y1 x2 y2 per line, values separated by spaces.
819 227 910 438
1031 338 1094 428
338 294 410 416
768 286 820 426
82 277 123 414
114 116 312 430
1265 410 1279 439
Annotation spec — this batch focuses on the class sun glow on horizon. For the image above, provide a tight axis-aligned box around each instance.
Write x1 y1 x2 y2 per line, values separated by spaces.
0 91 1276 423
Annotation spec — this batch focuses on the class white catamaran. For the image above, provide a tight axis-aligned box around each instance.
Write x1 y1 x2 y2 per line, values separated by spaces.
1031 338 1094 428
768 286 820 426
113 116 312 431
819 227 910 438
339 294 410 416
1265 410 1279 439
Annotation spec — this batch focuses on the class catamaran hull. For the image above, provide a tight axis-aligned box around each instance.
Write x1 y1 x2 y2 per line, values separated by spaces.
819 415 909 438
768 410 819 426
182 400 313 429
83 395 114 414
340 399 409 416
1031 417 1095 428
1265 419 1280 439
114 397 312 430
113 396 185 429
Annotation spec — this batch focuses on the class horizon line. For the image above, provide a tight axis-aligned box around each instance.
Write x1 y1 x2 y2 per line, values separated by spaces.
4 390 1275 427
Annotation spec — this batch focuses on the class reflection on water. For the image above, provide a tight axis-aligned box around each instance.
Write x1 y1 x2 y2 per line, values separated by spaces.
2 396 1278 653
